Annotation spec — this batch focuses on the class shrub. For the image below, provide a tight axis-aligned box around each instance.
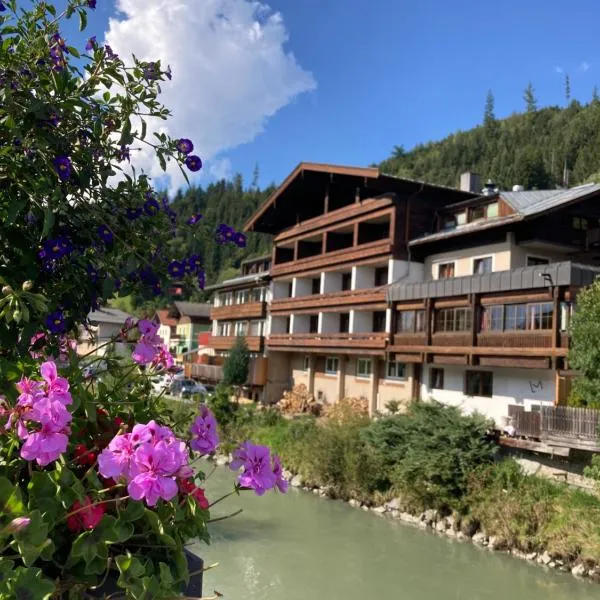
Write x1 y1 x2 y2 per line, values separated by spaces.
363 402 496 510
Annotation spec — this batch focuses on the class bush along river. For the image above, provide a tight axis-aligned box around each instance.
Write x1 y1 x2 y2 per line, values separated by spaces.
191 462 600 600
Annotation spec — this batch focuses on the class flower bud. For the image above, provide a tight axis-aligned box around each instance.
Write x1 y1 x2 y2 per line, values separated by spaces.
5 517 31 534
22 281 33 291
1 285 13 296
13 310 21 323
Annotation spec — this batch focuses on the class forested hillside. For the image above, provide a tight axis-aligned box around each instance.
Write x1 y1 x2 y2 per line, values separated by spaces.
379 96 600 190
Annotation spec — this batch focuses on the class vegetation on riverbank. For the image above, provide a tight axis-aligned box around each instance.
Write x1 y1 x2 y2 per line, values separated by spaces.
201 388 600 567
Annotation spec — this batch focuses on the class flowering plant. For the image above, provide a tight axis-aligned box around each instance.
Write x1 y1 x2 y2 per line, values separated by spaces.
0 1 282 598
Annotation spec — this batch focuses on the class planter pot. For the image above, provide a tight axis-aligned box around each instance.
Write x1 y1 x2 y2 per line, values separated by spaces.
86 549 203 598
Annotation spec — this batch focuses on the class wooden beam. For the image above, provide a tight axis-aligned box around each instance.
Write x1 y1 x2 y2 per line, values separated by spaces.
480 291 553 305
324 183 330 214
479 356 550 369
498 437 571 457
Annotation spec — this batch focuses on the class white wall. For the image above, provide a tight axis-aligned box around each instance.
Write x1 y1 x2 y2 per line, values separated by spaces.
291 314 310 333
385 308 392 334
421 364 556 427
322 271 342 293
389 259 425 284
426 241 511 279
210 320 218 337
292 277 312 297
158 324 171 348
351 310 372 333
272 281 290 300
320 312 339 333
352 266 374 290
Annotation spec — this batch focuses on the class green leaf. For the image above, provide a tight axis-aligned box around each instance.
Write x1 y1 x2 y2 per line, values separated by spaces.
41 206 54 239
6 567 55 600
71 531 98 564
79 8 88 31
13 510 51 566
158 562 173 587
0 476 25 516
27 472 61 524
158 152 166 171
140 118 147 140
120 499 144 522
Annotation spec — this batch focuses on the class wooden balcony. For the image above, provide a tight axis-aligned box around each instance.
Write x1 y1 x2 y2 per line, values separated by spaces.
271 239 393 278
477 331 553 348
267 332 387 355
210 336 263 352
392 333 427 347
210 302 266 321
270 288 386 314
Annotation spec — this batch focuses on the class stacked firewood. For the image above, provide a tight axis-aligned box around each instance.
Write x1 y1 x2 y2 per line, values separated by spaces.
276 384 321 415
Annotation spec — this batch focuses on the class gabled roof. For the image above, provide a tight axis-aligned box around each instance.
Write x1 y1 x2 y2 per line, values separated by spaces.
244 162 475 234
87 307 133 325
155 309 178 327
172 301 211 319
410 183 600 247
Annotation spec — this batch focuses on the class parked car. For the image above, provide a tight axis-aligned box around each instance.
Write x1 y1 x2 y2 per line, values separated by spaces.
180 379 207 398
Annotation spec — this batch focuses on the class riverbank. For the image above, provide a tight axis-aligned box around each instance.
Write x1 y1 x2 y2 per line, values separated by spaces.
202 391 600 585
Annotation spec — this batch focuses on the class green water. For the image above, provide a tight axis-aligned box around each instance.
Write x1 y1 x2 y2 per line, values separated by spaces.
191 467 600 600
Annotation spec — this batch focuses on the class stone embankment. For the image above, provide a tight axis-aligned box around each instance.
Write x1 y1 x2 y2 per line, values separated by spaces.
212 452 598 583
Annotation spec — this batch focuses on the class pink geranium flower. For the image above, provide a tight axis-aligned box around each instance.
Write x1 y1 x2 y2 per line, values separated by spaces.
230 441 277 496
98 433 135 479
127 441 179 506
66 497 105 533
20 426 69 466
189 406 219 455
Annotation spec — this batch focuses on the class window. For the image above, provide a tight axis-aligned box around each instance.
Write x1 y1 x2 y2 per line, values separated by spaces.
252 287 267 302
470 205 486 222
437 262 455 279
373 311 386 332
456 211 467 226
486 202 499 218
325 357 339 374
397 310 425 333
504 303 526 330
526 303 553 330
465 371 493 397
218 323 230 337
526 256 549 267
339 313 350 333
249 320 265 336
287 282 293 297
573 216 589 230
224 292 234 306
303 355 310 371
356 358 372 378
285 316 291 334
341 272 352 291
480 305 504 331
434 308 472 332
473 256 493 275
430 368 444 390
235 290 249 304
309 315 319 334
386 361 406 380
442 215 457 230
375 266 389 286
311 277 321 295
234 321 247 336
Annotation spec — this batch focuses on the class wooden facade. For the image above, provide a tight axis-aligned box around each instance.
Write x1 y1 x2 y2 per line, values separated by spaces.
210 301 266 321
211 335 263 353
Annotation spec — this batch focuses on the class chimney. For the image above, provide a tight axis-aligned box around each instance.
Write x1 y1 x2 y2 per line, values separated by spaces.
482 179 498 196
460 172 481 193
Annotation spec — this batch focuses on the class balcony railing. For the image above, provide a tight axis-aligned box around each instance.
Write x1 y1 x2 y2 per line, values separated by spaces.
270 287 386 313
210 336 263 352
268 332 387 351
210 302 266 321
271 239 393 277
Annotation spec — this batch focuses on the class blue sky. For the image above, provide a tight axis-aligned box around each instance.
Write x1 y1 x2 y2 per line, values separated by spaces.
71 0 599 190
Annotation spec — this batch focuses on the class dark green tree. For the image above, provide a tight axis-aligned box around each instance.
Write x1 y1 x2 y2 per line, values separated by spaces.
483 90 496 129
523 82 538 112
223 335 250 388
568 280 600 407
593 86 599 104
565 73 571 105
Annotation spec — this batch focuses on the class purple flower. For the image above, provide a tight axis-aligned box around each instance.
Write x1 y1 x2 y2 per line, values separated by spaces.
40 360 72 405
87 264 99 282
167 260 184 278
46 310 66 334
40 236 72 261
87 0 96 8
143 62 159 80
185 155 202 172
85 36 97 51
127 441 179 506
143 198 160 216
272 455 288 493
117 145 130 162
197 270 206 290
165 65 172 80
187 254 202 272
126 206 142 220
0 3 6 12
104 45 118 60
230 442 277 496
132 340 156 365
20 428 69 466
187 213 202 225
53 155 72 180
190 406 219 455
176 139 194 154
98 433 135 479
47 112 60 127
97 224 113 244
234 232 247 248
138 319 159 336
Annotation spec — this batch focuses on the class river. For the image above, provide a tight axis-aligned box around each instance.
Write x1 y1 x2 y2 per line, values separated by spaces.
190 466 600 600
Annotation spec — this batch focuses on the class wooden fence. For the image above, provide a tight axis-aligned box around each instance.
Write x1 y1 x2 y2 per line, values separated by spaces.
509 404 600 451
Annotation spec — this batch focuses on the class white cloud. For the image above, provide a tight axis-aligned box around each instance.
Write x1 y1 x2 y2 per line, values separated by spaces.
105 0 316 189
579 61 591 72
554 65 564 74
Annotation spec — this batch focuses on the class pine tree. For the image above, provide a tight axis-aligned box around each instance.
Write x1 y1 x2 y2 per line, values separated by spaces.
565 74 571 105
523 82 538 112
483 90 496 128
593 86 599 104
223 335 250 388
